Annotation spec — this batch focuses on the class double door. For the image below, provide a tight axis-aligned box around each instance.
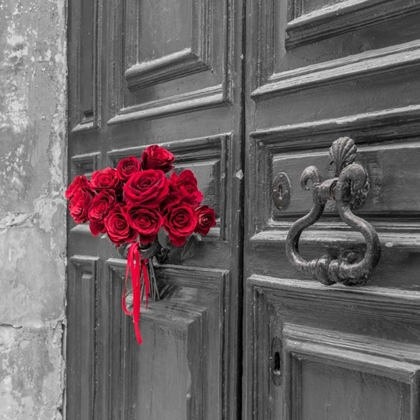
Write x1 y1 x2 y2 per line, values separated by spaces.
67 0 420 419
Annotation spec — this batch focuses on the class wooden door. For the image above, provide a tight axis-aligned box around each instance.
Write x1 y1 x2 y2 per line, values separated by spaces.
244 1 420 420
66 0 243 419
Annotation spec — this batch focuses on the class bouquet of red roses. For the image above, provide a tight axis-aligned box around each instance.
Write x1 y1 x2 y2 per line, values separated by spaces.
65 145 216 343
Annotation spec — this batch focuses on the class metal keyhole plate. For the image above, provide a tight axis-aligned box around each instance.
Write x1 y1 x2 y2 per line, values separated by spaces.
272 172 291 210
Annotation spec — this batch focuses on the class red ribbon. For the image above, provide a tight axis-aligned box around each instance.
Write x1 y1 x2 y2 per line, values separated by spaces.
122 242 150 344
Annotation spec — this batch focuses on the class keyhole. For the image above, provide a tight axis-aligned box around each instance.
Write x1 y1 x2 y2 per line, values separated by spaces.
275 184 283 199
271 337 282 386
272 172 291 210
273 351 281 375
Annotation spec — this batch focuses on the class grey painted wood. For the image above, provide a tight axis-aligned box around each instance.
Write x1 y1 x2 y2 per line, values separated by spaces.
67 0 420 418
244 0 420 419
67 0 244 419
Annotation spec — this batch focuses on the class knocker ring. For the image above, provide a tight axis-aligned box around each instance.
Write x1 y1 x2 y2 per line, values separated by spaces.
284 137 381 286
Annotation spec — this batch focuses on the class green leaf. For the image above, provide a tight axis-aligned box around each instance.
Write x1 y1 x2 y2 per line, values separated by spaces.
181 236 197 260
158 228 169 249
193 232 202 241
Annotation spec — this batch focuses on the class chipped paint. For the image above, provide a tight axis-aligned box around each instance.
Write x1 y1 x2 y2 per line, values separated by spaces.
0 0 67 418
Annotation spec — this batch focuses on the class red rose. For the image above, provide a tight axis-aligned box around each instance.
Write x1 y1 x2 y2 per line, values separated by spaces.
91 168 120 190
141 145 175 173
163 202 198 246
125 206 163 244
88 190 117 236
195 205 216 235
123 169 170 207
116 156 141 182
69 188 94 223
65 175 92 199
169 170 203 207
104 204 138 246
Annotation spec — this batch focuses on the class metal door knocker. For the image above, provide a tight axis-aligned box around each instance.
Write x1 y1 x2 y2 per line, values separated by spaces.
282 137 380 286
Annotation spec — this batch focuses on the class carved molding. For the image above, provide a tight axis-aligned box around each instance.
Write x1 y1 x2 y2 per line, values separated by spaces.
105 259 207 420
251 0 420 94
105 259 230 420
248 105 420 251
107 0 233 125
68 256 100 420
283 324 420 420
248 105 420 253
250 0 276 89
70 0 102 132
286 0 420 49
249 274 420 320
124 0 213 92
246 277 420 420
104 259 131 420
252 40 420 97
107 85 224 125
250 104 420 149
251 228 420 252
124 48 210 91
71 152 101 177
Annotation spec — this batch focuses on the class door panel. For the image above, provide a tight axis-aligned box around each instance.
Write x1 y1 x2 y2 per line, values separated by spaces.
106 261 230 420
67 0 243 419
247 277 420 420
245 0 420 419
106 0 231 125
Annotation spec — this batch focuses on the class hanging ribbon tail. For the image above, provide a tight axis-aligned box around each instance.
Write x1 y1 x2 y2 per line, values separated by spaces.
133 246 142 344
142 258 150 309
122 242 143 344
122 243 135 316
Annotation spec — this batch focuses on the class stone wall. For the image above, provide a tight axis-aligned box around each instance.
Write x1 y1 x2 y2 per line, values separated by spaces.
0 0 67 418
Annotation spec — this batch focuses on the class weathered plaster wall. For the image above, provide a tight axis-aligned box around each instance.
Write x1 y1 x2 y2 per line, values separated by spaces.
0 0 67 418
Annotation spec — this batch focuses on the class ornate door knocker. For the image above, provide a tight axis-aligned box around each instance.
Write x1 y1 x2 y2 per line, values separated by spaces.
283 137 380 286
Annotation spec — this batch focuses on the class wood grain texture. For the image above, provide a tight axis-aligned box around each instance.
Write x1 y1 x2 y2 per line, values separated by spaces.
124 0 213 91
103 259 131 420
68 0 244 419
271 142 420 216
245 1 420 417
104 260 230 420
245 275 420 420
69 0 101 132
67 256 100 420
253 40 420 97
105 261 206 420
250 0 420 98
107 0 233 125
71 152 101 176
286 0 420 48
125 49 210 91
250 104 420 148
248 106 420 255
107 85 225 125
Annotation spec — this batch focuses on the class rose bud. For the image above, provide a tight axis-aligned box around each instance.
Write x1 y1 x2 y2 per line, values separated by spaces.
195 205 217 235
65 175 92 199
69 187 95 223
88 190 117 236
163 202 198 247
126 206 163 245
91 168 121 190
116 156 141 182
141 145 175 173
104 204 138 246
123 169 170 207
